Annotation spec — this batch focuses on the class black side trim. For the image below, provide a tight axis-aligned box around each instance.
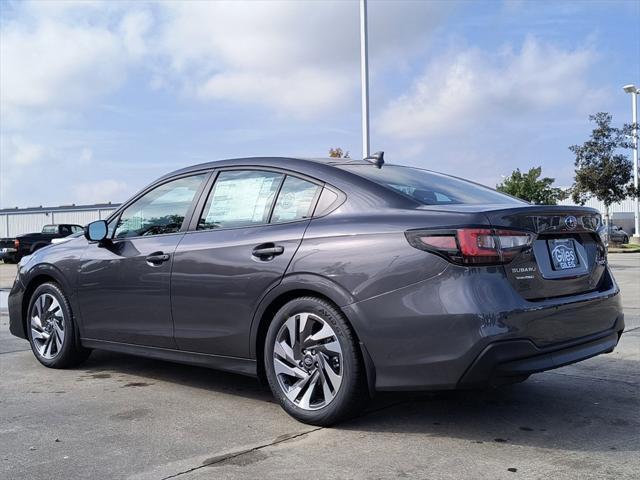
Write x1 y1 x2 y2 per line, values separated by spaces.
81 339 257 377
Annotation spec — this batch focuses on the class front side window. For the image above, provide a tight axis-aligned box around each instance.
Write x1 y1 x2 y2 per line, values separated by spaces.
114 174 207 238
271 176 320 223
199 170 283 230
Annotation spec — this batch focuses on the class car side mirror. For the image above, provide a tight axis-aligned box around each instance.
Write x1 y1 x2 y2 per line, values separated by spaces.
85 220 108 242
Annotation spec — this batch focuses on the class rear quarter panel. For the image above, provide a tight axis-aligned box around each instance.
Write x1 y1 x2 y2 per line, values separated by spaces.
288 208 490 302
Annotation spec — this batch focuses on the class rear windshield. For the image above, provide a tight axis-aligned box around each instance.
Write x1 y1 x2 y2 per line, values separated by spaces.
42 225 58 233
340 165 524 206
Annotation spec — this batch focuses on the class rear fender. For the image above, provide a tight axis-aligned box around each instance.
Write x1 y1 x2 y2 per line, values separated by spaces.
249 272 356 357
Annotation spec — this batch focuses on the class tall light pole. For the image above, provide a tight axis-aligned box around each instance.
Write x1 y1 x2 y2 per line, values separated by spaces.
360 0 370 158
623 84 639 239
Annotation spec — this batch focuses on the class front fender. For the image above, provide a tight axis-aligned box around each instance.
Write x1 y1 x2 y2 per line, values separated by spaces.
22 262 74 295
18 258 82 337
9 261 73 339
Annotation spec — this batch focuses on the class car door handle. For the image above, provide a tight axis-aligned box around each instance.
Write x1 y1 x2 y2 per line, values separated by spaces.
252 244 284 259
146 253 170 265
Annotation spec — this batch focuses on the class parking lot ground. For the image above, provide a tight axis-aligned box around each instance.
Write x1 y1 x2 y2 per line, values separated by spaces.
0 262 16 289
1 254 639 480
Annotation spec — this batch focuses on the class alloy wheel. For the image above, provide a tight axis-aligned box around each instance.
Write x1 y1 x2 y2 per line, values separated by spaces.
30 293 65 360
273 312 343 411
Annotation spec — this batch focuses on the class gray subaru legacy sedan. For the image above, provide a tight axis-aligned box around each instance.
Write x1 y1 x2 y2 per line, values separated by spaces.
8 155 624 425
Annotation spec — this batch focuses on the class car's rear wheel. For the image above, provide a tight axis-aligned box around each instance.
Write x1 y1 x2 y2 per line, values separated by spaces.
264 297 369 426
622 235 629 244
27 282 91 368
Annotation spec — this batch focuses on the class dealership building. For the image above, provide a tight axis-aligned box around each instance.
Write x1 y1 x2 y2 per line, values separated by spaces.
0 203 120 238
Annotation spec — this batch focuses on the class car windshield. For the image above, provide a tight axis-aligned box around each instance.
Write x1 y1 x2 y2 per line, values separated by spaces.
340 164 524 206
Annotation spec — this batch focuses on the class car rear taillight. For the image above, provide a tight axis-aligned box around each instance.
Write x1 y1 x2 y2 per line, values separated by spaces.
14 239 19 249
405 228 533 265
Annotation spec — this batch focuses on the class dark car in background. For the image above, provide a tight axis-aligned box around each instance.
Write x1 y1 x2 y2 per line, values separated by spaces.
608 225 630 244
0 224 84 263
8 156 624 425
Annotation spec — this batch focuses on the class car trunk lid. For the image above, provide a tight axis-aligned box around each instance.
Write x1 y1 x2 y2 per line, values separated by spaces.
482 205 607 300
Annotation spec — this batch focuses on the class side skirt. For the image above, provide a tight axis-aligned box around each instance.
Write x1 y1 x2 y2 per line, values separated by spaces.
80 338 257 377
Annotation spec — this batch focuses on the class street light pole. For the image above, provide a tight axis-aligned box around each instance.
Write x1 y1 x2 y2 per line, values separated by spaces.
360 0 370 158
623 84 639 238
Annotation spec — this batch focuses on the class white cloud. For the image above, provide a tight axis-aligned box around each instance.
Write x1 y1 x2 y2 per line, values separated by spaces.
156 1 451 117
0 2 154 127
0 2 613 208
0 136 46 167
195 68 353 117
1 22 123 112
381 38 604 139
79 147 94 164
120 9 153 58
1 1 450 122
73 179 130 205
0 135 48 207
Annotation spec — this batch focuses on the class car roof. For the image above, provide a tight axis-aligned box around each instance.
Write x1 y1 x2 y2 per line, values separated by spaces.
162 156 370 177
154 156 416 209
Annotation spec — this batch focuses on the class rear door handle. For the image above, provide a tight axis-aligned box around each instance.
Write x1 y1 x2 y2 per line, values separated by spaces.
146 252 170 265
252 244 284 259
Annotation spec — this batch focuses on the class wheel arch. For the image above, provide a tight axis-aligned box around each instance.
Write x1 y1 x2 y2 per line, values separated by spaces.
21 274 58 338
250 275 376 395
20 265 76 339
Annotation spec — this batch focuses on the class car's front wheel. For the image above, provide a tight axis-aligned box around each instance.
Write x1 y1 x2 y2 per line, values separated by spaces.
27 282 91 368
264 297 369 426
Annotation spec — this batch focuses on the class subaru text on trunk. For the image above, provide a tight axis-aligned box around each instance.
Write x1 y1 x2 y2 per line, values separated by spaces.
8 156 624 425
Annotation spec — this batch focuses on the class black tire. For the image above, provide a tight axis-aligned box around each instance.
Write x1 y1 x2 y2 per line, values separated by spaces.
27 282 91 368
264 296 369 426
622 236 629 244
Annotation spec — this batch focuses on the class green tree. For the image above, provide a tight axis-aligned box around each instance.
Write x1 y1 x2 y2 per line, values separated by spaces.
497 167 566 205
329 147 350 158
569 112 637 230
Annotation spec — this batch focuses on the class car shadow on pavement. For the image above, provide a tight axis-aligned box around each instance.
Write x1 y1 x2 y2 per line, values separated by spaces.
347 359 640 453
76 346 639 454
79 349 275 403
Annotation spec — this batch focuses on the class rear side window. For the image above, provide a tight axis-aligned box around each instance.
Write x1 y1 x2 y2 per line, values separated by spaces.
271 176 320 223
340 165 524 205
199 170 283 230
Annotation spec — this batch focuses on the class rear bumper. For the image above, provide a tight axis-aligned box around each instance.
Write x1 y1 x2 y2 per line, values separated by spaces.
458 315 624 388
343 264 624 391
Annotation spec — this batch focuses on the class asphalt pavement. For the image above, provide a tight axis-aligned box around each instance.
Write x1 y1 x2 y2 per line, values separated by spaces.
1 254 638 480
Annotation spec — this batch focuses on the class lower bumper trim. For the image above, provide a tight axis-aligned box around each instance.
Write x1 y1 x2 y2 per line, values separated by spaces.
458 319 623 388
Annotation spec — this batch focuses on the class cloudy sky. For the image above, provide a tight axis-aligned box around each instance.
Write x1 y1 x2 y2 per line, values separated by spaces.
1 0 638 208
